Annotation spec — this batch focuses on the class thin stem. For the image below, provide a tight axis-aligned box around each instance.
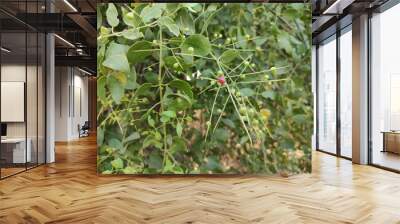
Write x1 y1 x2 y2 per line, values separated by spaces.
204 86 221 142
158 25 168 170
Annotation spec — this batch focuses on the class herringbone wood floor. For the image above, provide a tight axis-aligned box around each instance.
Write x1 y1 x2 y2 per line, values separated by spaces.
1 136 400 224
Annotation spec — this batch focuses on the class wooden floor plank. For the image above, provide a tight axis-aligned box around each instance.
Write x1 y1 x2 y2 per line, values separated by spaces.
0 135 400 223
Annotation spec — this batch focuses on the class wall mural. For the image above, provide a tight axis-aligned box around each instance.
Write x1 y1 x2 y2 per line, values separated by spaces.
97 3 312 175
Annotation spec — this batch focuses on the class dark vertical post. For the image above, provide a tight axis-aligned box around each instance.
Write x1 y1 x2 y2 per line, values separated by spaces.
367 11 372 164
44 0 48 164
336 27 341 157
36 0 39 167
316 45 319 151
25 0 28 171
0 15 2 179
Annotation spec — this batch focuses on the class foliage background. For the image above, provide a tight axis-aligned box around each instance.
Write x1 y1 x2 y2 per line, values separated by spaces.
97 3 312 174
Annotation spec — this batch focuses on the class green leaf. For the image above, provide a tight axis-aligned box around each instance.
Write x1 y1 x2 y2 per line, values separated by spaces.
292 114 307 124
164 56 189 72
123 11 141 27
148 153 163 169
214 128 229 142
163 157 174 173
140 4 165 23
166 3 181 13
278 32 292 54
97 127 104 145
103 54 130 73
261 90 276 100
97 76 106 101
161 110 176 118
108 138 123 150
239 88 255 97
127 41 153 64
203 156 221 172
121 28 143 40
170 137 187 153
97 7 102 30
122 166 138 174
176 9 195 35
181 34 211 57
181 3 202 13
103 42 130 73
111 158 124 169
105 42 129 58
102 170 113 174
135 83 153 97
126 69 138 90
124 132 140 143
106 3 119 27
143 135 161 149
239 136 249 144
168 79 193 99
176 123 183 137
159 16 180 37
160 116 170 123
114 72 127 86
148 116 155 127
220 49 239 64
107 76 124 103
221 118 235 129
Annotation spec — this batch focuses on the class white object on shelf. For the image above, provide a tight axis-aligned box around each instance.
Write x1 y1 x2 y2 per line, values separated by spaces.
1 81 25 122
1 138 31 163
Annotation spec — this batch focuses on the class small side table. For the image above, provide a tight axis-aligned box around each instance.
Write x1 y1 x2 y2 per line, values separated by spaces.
381 131 400 154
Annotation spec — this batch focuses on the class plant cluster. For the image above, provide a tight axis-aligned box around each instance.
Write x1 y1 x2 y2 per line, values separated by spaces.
97 3 312 174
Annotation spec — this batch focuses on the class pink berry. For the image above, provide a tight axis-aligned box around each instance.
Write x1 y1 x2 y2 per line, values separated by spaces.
217 76 225 85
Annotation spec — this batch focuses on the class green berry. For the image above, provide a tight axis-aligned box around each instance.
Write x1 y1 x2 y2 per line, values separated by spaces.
188 47 194 52
148 67 153 71
126 12 134 20
211 80 216 85
226 38 231 44
217 70 224 76
206 121 211 126
239 107 246 114
251 63 256 68
240 74 246 79
100 27 110 35
270 66 277 75
152 40 157 44
173 63 179 68
245 34 251 39
244 61 250 66
218 33 223 38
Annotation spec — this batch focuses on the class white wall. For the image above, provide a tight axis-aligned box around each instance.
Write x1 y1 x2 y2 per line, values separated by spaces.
55 67 89 141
